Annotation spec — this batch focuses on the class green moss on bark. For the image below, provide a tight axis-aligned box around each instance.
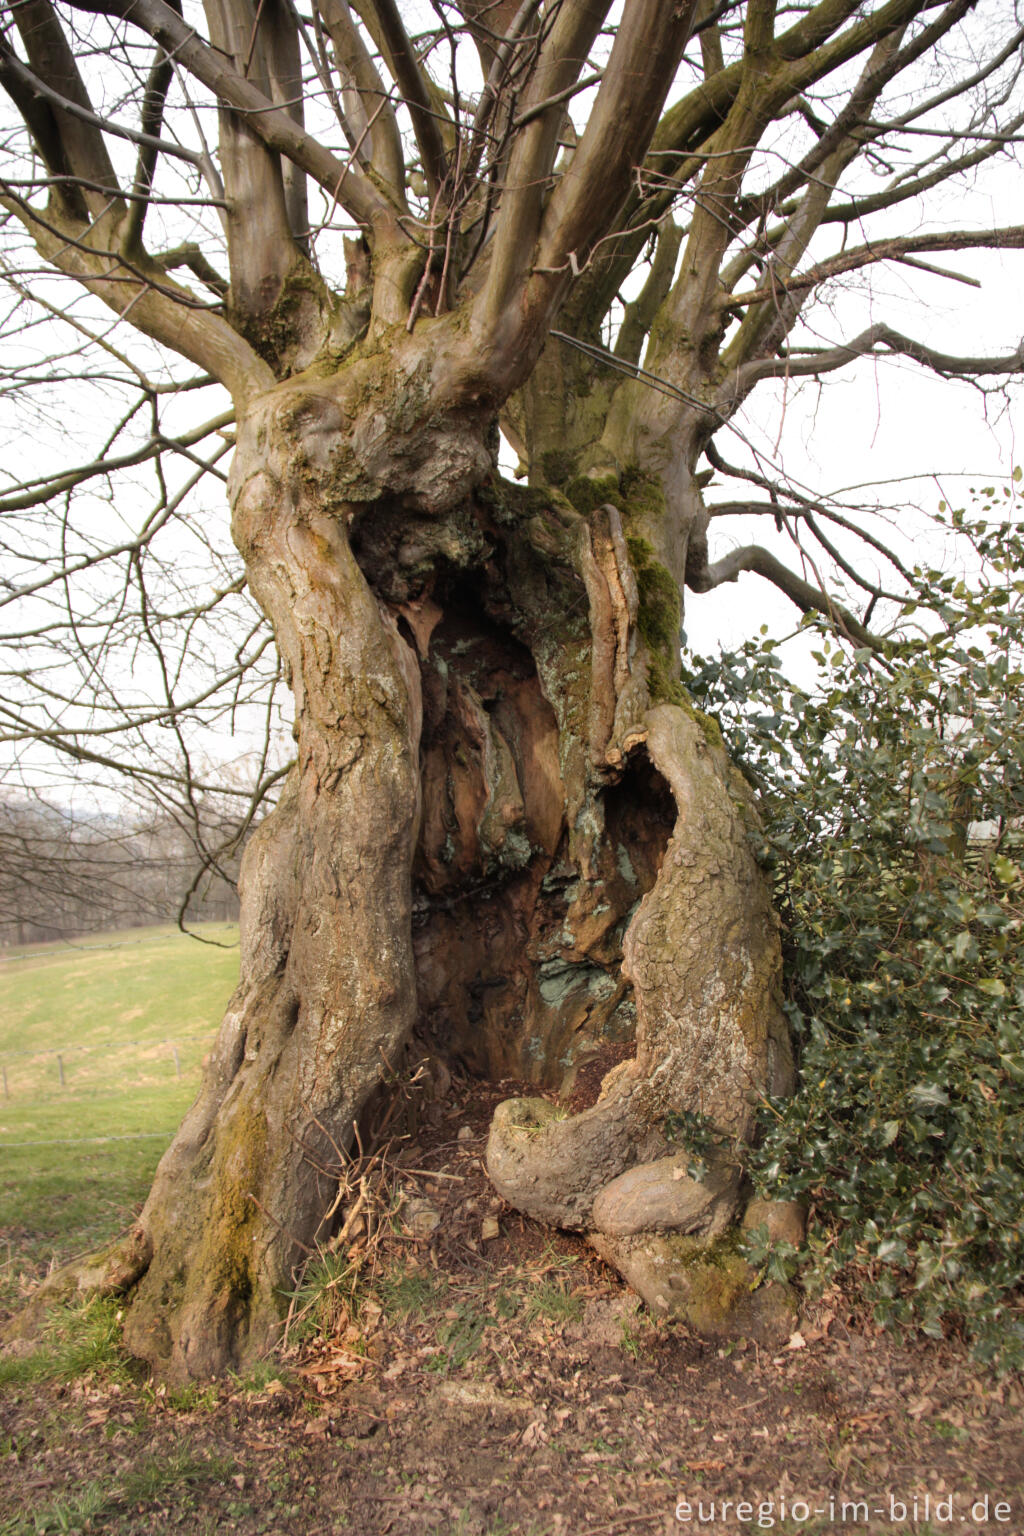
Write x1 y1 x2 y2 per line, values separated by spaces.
540 450 576 487
233 262 329 375
564 474 624 517
624 535 683 703
192 1099 268 1305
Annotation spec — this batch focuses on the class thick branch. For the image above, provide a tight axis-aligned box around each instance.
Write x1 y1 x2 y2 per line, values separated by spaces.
532 0 700 284
259 0 312 244
471 0 612 334
614 220 683 367
11 0 124 225
739 0 974 225
200 0 302 326
719 30 904 376
0 44 205 173
568 0 897 354
66 0 395 233
688 542 882 648
316 0 406 203
2 191 270 400
124 44 175 251
367 0 447 198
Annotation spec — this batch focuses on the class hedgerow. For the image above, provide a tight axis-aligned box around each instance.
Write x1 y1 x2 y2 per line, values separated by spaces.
687 487 1024 1370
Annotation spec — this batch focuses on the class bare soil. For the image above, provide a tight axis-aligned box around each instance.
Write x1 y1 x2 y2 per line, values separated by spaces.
2 1079 1022 1536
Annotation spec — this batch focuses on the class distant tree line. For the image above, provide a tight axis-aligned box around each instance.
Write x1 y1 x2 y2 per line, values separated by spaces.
0 796 242 946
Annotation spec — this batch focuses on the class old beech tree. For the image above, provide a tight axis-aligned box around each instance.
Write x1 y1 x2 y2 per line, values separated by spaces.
2 0 1023 1379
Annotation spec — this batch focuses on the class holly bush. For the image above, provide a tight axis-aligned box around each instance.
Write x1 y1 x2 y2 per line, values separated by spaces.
687 487 1024 1369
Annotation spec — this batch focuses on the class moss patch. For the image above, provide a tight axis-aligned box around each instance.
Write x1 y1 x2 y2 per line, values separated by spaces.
540 450 576 487
564 474 624 518
479 475 568 530
596 1230 797 1344
624 535 683 701
192 1098 267 1303
620 468 668 527
232 260 328 375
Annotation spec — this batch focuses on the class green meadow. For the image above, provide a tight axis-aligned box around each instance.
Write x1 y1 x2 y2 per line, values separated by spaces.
0 925 240 1305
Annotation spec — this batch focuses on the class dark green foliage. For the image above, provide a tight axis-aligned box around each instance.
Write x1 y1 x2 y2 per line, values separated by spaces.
687 490 1024 1370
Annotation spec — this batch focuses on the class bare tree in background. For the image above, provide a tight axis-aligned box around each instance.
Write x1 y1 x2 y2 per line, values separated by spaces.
0 795 242 945
1 0 1022 1380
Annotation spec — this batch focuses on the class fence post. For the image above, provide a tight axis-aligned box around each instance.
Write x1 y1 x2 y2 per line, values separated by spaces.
56 1052 64 1087
172 1044 181 1077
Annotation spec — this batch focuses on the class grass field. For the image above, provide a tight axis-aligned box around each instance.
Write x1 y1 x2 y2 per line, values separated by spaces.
0 924 240 1306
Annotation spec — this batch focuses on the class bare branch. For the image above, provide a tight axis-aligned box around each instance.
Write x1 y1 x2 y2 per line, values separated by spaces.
533 0 700 289
315 0 406 201
0 410 234 515
721 227 1024 314
688 540 883 648
732 322 1024 394
368 0 448 198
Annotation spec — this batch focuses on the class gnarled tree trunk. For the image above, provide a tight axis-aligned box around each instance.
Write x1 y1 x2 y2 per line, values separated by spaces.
6 0 1019 1389
103 345 793 1381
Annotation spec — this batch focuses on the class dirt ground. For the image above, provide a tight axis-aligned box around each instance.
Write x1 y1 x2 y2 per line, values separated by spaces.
2 1080 1023 1536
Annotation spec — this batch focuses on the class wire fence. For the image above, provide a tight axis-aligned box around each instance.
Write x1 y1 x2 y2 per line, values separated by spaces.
0 1031 216 1153
0 1030 214 1102
1 1132 178 1147
0 931 238 964
0 933 233 1157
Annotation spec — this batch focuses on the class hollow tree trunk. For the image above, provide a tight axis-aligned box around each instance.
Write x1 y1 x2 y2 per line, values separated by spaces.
75 356 792 1381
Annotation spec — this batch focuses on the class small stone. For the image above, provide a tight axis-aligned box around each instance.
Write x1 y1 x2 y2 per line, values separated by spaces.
481 1215 500 1241
590 1231 797 1345
591 1156 740 1239
740 1198 806 1246
404 1199 441 1238
457 1125 474 1142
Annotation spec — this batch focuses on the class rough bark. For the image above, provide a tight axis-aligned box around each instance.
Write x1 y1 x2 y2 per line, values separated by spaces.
5 0 1021 1383
123 386 427 1376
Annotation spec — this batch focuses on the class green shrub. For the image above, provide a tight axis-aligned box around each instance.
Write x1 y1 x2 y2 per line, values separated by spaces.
687 491 1024 1369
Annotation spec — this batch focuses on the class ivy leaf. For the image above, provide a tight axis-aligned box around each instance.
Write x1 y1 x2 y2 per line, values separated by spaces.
908 1083 949 1109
